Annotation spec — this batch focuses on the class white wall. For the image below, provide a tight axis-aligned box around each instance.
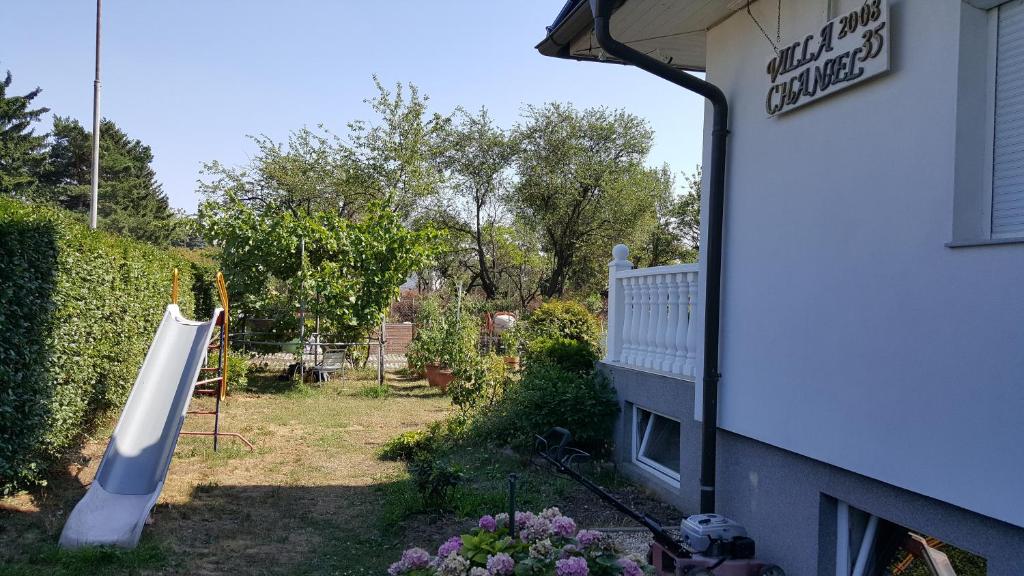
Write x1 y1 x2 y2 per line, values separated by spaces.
697 0 1024 528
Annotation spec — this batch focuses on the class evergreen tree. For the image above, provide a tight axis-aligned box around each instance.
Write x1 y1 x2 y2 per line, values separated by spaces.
0 69 49 199
40 116 177 245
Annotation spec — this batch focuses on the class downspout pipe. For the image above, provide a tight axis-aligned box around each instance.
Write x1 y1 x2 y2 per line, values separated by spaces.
589 0 729 514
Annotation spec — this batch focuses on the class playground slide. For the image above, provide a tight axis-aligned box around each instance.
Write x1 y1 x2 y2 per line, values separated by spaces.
59 304 221 549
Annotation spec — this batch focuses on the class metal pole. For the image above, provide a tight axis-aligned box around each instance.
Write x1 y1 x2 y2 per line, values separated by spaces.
507 473 517 540
89 0 102 229
377 317 385 386
298 236 306 382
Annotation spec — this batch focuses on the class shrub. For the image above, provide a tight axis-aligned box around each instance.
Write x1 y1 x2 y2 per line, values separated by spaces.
378 430 433 462
408 456 464 510
407 295 479 375
524 337 598 374
450 352 512 414
0 198 216 493
473 362 618 456
225 350 250 392
517 300 602 355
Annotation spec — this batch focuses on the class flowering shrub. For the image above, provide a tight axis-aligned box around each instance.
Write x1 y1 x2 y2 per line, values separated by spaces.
388 509 653 576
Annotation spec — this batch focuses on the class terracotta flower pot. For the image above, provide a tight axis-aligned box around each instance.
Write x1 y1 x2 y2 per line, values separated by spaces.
425 363 453 392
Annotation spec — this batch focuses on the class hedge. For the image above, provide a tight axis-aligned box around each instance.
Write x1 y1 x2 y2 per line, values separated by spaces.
0 197 216 493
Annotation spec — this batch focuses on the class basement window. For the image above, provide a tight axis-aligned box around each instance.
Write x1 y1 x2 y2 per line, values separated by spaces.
632 406 680 486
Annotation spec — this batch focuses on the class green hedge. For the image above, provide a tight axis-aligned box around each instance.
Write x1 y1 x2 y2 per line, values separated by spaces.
0 197 216 493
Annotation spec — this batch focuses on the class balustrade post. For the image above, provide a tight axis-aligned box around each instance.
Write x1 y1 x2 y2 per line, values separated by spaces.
665 274 682 374
684 270 699 377
651 274 668 370
673 272 690 375
606 245 633 363
635 275 652 368
622 276 638 364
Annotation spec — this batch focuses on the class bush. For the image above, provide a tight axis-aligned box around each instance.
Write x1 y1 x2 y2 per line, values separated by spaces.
407 295 479 376
0 198 216 493
473 361 618 456
450 352 511 414
225 350 250 391
408 456 464 510
524 337 598 374
379 430 433 461
516 300 602 355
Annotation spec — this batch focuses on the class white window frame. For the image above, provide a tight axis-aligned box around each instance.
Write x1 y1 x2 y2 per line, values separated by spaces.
631 405 681 487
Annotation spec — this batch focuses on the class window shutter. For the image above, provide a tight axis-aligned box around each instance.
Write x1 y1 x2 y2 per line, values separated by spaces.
993 1 1024 238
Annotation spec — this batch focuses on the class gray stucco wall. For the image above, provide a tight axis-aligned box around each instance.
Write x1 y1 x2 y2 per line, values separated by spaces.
599 363 1024 573
717 430 1024 574
598 362 702 515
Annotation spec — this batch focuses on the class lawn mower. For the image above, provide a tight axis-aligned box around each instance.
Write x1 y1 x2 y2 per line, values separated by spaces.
534 428 785 576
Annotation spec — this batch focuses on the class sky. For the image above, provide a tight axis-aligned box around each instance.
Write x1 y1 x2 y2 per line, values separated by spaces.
1 1 706 212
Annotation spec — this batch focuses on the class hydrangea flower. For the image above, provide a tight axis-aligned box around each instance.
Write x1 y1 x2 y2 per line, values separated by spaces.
515 511 536 529
388 547 431 575
438 536 463 557
555 556 589 576
551 515 576 538
495 513 510 528
529 538 555 560
520 515 553 542
486 552 515 575
478 515 497 532
576 529 604 548
470 568 489 576
618 557 644 576
540 506 563 520
438 553 470 576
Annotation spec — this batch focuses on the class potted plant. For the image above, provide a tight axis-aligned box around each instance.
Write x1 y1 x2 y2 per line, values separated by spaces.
408 298 478 392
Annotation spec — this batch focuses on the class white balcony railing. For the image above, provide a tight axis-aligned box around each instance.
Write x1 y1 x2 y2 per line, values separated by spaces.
605 245 699 380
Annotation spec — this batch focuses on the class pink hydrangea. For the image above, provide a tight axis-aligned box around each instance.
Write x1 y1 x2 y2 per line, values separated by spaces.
478 515 497 532
556 556 589 576
438 536 462 557
618 557 644 576
540 506 563 519
551 515 577 538
486 552 515 575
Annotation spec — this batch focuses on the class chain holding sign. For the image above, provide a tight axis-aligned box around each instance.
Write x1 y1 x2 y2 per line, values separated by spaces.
766 0 890 116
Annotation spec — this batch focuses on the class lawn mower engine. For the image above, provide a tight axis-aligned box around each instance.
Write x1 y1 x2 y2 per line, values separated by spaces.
534 429 785 576
648 513 783 576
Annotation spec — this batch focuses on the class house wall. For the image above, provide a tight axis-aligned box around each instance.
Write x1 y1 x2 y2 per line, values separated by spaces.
599 363 702 514
697 0 1024 529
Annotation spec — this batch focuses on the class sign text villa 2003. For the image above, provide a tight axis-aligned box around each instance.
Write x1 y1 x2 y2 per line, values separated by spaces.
766 0 890 116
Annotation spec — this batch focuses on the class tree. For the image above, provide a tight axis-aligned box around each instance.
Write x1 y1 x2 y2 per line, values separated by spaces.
199 194 439 339
39 116 177 245
512 103 662 298
434 107 517 299
0 69 48 200
344 77 450 220
633 165 701 267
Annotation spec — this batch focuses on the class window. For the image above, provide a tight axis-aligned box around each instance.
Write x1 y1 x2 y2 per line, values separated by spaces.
632 406 680 485
951 0 1024 245
991 0 1024 238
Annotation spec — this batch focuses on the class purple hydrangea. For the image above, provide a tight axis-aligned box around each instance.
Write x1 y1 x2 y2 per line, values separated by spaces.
486 552 515 575
515 511 536 529
551 515 577 538
556 556 590 576
618 557 644 576
388 547 431 575
520 516 553 542
479 514 497 532
438 536 463 557
576 529 604 548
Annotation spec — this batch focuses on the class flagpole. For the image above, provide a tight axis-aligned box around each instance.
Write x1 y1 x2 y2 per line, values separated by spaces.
89 0 102 229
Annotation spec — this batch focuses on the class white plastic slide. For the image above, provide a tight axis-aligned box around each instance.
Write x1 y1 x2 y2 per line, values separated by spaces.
59 304 221 549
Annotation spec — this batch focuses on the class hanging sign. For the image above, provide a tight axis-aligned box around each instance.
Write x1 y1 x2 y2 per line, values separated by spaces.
765 0 890 116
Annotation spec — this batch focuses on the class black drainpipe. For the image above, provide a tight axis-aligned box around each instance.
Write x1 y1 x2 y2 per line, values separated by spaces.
589 0 729 514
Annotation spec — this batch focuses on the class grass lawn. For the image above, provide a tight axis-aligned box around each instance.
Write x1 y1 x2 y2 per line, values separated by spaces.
0 370 678 576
